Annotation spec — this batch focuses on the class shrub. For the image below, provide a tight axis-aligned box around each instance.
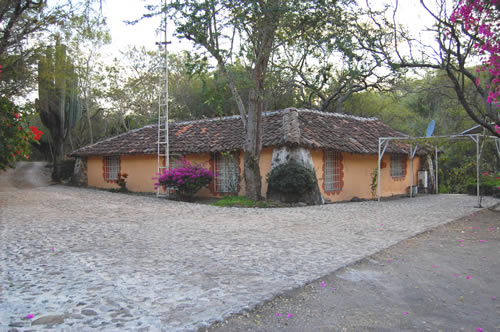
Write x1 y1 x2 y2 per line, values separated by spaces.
155 159 212 200
0 96 43 170
267 161 316 195
465 172 500 197
115 172 128 192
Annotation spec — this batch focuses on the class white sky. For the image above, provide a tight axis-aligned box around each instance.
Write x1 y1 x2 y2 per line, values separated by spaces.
99 0 440 60
100 0 190 59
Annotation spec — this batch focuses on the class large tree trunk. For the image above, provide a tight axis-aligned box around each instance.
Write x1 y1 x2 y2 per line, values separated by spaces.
244 87 263 200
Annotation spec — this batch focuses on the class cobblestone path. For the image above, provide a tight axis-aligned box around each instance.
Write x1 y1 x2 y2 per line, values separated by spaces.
1 183 498 331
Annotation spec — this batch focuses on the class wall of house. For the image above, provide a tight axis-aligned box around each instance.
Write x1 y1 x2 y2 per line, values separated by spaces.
311 150 421 201
87 155 158 192
86 150 421 201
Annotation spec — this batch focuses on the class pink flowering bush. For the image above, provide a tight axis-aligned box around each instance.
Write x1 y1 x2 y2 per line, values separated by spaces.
451 0 500 108
154 159 213 200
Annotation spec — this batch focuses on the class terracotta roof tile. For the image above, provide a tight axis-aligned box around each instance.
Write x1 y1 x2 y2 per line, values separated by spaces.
71 108 411 157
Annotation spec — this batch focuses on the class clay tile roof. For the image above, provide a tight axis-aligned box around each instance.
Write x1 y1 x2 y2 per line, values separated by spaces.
70 108 411 157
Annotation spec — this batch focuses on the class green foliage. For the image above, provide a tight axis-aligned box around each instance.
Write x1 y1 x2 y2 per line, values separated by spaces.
212 196 272 208
465 173 500 197
0 97 41 170
438 140 499 194
267 161 316 195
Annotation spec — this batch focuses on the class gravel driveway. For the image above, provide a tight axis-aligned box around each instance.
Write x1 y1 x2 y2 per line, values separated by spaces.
1 170 499 331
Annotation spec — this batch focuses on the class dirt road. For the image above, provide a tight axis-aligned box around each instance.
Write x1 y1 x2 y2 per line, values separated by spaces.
0 161 52 191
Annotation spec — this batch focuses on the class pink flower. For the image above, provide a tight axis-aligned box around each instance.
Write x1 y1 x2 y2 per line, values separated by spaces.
479 240 485 243
458 239 465 242
453 274 458 278
492 296 497 300
276 313 281 317
26 314 34 319
466 275 471 279
476 328 483 332
387 259 393 262
403 312 408 315
321 282 326 287
287 313 293 318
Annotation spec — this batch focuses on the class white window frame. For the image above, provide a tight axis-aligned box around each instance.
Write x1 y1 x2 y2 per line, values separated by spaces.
324 150 341 191
104 156 120 181
391 154 406 178
214 152 239 193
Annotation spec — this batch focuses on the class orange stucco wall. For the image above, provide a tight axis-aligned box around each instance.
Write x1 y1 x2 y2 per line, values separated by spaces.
86 149 421 200
88 155 158 192
311 151 421 201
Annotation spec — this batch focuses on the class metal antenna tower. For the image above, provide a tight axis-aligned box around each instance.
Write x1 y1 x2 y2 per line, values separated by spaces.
156 0 170 197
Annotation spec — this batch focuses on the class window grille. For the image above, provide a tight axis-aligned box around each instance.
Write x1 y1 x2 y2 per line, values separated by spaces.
214 152 239 193
104 156 120 181
391 154 406 178
324 151 341 191
168 155 184 169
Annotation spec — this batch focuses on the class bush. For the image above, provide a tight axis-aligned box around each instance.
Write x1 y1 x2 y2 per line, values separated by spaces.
0 97 43 170
267 161 316 195
465 172 500 197
155 159 212 200
115 172 128 192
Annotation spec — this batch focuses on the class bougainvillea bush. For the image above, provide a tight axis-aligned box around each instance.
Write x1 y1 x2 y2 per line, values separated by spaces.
154 159 213 200
0 96 43 170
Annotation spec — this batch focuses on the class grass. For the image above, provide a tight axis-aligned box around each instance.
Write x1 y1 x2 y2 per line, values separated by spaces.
211 196 276 208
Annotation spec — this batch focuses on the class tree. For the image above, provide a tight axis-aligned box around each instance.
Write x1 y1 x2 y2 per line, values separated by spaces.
35 40 82 180
0 0 69 97
366 0 499 137
273 3 398 113
142 0 349 200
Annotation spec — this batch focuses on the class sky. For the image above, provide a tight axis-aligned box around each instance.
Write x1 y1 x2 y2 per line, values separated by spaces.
100 0 189 59
99 0 440 60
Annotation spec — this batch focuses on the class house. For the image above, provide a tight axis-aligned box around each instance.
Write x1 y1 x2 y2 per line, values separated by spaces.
70 108 423 202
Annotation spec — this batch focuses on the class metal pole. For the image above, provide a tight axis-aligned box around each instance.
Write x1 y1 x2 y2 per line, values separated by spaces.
435 145 439 194
377 138 381 202
164 0 169 173
476 135 481 207
410 144 413 198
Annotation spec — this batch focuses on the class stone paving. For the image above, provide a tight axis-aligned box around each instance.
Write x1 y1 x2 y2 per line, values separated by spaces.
0 184 498 331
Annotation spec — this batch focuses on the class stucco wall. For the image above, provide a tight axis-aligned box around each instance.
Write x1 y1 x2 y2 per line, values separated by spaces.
88 155 158 192
311 150 421 201
86 150 421 200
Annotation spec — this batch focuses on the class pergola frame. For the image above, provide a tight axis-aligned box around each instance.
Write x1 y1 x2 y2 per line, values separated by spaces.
377 133 500 207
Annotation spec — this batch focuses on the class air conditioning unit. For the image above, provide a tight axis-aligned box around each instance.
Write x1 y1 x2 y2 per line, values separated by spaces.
418 170 428 191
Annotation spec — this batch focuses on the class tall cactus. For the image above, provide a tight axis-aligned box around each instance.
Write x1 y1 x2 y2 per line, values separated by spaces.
35 40 82 180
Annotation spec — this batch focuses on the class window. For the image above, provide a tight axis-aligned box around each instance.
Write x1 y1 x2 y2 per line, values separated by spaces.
214 152 239 193
324 151 342 192
167 155 184 169
391 154 406 178
103 156 120 181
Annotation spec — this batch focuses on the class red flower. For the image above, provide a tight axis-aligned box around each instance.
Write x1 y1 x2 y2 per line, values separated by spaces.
14 113 19 119
29 126 43 141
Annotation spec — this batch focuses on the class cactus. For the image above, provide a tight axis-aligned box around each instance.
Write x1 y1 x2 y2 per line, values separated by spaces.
35 40 82 181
